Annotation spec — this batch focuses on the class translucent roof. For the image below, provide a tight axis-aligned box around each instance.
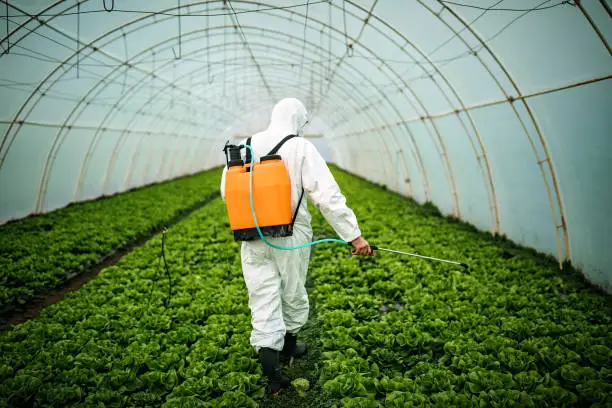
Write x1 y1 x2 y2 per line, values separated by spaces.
0 0 611 290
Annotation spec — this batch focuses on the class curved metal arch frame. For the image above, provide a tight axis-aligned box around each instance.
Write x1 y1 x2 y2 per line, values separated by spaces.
0 2 244 156
72 23 436 204
92 37 401 196
321 1 501 232
128 73 381 191
325 0 571 259
307 0 461 218
4 2 436 207
72 56 234 201
35 75 228 210
117 67 393 194
432 2 571 263
325 86 502 232
575 1 611 56
157 41 431 198
325 0 501 232
0 1 237 168
52 18 400 199
163 61 414 186
263 8 436 200
116 43 416 195
6 1 430 212
0 0 570 260
73 38 399 200
171 9 434 196
31 39 242 208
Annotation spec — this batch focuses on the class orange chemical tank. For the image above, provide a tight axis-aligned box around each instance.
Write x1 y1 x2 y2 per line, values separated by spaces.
225 156 294 241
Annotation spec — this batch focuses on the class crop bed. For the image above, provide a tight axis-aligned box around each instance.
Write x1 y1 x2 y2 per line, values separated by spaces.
0 168 222 312
1 168 611 407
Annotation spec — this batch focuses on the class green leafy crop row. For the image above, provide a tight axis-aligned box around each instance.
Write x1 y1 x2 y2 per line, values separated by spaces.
1 167 610 407
1 196 265 407
0 168 222 310
309 168 612 407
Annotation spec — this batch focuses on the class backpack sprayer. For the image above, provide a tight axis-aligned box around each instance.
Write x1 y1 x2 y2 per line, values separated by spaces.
222 139 469 270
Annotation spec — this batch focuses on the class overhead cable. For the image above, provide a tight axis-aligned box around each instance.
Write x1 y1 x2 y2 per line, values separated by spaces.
425 0 504 62
3 1 325 18
172 0 182 59
441 0 576 12
3 0 8 54
76 0 80 77
298 0 310 85
226 0 275 100
397 0 570 81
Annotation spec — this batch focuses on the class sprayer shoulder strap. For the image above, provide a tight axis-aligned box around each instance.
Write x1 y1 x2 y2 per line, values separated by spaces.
245 136 253 164
268 135 303 226
245 134 298 163
292 189 305 228
267 134 298 155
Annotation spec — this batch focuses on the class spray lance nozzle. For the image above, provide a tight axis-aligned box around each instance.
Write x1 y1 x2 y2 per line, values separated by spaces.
347 242 469 270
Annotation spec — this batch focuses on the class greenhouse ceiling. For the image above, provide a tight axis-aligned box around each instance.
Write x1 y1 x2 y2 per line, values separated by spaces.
0 0 610 291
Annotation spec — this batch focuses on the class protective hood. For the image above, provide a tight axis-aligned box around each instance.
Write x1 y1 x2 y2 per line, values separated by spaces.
266 98 309 137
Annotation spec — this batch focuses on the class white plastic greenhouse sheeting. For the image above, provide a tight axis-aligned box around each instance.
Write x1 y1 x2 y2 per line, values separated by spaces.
0 1 610 291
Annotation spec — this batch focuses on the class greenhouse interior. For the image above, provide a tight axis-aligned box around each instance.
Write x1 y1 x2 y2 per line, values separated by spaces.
1 0 611 406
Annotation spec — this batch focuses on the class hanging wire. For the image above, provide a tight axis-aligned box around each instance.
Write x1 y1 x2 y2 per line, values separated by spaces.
393 0 504 80
0 39 362 88
314 0 378 115
398 0 572 81
3 0 8 54
151 50 156 104
226 0 275 100
0 8 224 120
342 0 349 52
426 0 504 61
6 1 325 18
328 0 332 79
441 0 576 12
102 0 114 12
76 0 80 77
121 29 128 95
206 0 213 83
320 28 324 97
298 0 310 85
0 16 148 94
223 2 227 98
171 0 182 59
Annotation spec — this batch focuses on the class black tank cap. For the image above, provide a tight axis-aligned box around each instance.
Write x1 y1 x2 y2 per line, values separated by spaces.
260 154 282 161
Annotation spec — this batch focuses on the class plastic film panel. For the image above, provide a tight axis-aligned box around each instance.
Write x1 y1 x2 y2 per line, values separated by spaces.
434 115 492 233
0 124 56 222
106 132 145 194
405 121 453 215
477 4 612 94
43 128 95 213
470 103 558 257
80 130 121 201
529 81 612 292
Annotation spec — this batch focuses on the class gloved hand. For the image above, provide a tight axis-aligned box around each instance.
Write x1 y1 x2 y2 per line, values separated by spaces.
351 236 374 256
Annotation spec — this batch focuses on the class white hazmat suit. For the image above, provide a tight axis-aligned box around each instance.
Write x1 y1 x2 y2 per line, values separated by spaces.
221 98 361 351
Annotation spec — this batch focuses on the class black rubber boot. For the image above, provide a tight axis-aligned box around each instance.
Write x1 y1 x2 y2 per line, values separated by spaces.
281 333 308 358
259 347 290 395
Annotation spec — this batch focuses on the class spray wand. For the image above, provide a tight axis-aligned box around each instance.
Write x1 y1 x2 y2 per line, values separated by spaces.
364 244 469 270
243 144 469 270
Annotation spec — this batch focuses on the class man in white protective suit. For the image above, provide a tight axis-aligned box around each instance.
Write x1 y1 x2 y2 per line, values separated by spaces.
220 97 372 394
